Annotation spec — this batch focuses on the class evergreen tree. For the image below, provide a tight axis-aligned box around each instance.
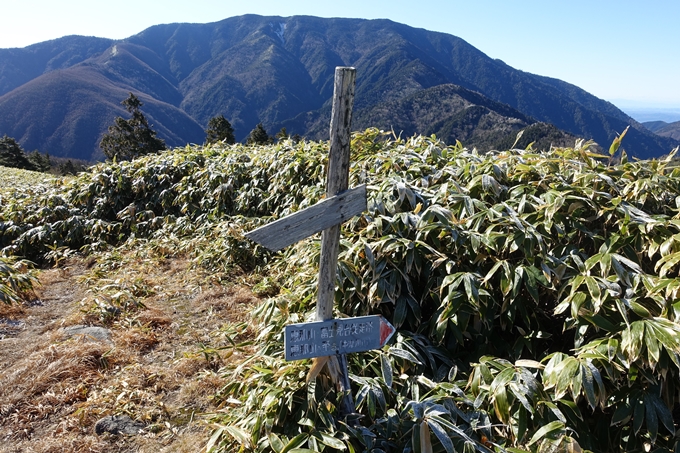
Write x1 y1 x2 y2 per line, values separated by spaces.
205 115 236 145
0 135 37 170
247 123 272 145
275 127 288 142
100 93 166 161
27 150 51 172
58 160 78 176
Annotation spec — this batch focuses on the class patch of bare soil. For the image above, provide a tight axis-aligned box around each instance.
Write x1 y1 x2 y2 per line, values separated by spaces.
0 257 259 453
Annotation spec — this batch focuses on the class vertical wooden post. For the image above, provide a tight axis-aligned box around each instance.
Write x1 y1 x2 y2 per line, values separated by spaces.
316 67 356 322
316 66 357 418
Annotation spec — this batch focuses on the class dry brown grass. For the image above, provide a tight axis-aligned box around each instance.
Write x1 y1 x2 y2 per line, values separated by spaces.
0 339 109 441
2 436 111 453
0 251 260 453
0 302 25 320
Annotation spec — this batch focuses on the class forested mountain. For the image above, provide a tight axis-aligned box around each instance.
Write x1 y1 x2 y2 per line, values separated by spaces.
644 120 680 141
0 15 676 160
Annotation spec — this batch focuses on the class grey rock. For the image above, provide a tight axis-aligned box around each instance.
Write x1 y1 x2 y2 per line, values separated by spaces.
94 415 145 435
61 325 112 344
0 319 25 338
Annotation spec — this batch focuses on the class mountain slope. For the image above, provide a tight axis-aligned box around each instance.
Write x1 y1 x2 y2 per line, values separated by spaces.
644 120 680 141
0 35 113 97
0 15 676 160
0 65 204 160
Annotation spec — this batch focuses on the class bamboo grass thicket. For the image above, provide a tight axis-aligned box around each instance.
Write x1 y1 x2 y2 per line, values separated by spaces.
2 129 680 452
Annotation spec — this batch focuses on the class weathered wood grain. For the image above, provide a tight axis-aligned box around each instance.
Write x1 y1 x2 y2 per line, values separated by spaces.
244 184 366 252
317 67 357 418
317 67 356 323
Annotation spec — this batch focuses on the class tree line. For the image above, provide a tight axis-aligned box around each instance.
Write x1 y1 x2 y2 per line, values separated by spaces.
0 134 87 175
100 93 301 161
0 92 302 173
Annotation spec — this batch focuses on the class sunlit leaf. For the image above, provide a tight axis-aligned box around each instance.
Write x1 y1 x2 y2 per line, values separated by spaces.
527 421 564 446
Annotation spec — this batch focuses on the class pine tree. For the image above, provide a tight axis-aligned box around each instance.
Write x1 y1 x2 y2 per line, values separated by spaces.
100 93 166 161
0 135 37 170
205 115 236 145
58 160 78 176
247 123 272 145
275 127 288 142
27 150 51 172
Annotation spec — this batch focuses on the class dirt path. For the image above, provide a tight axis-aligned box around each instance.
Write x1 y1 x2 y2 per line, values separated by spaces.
0 265 87 374
0 257 258 453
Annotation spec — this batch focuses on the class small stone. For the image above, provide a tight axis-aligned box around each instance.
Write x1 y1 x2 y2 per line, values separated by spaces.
0 319 25 338
61 325 113 344
94 415 145 435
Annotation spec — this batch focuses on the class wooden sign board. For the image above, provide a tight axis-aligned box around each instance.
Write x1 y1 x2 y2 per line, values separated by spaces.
245 185 367 252
284 315 396 361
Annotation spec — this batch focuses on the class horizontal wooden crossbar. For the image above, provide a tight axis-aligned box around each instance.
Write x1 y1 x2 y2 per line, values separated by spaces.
244 184 366 252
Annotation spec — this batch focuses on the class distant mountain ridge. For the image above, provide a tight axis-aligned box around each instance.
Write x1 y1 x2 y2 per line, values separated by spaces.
0 15 677 160
644 120 680 141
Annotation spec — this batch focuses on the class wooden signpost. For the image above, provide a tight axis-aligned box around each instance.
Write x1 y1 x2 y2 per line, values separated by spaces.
245 67 394 417
284 315 396 361
245 185 367 252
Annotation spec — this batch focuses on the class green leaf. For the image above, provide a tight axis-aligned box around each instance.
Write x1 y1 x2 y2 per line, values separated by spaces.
381 354 393 388
541 401 567 423
645 326 661 367
427 418 455 453
569 292 587 320
501 262 513 296
509 383 533 414
611 402 632 426
622 321 645 363
558 399 584 423
517 406 528 443
629 300 652 318
656 251 680 277
633 396 645 435
368 387 377 418
269 433 284 453
316 432 346 450
512 130 525 149
587 362 606 406
482 260 503 285
523 266 540 303
420 421 433 453
583 313 617 332
206 426 225 452
584 276 601 307
581 364 596 409
515 359 544 369
388 346 422 365
513 266 524 300
652 395 675 436
280 434 310 453
223 425 251 448
394 297 407 328
554 357 580 399
493 384 510 424
527 421 564 446
609 126 629 157
645 394 659 443
463 273 480 305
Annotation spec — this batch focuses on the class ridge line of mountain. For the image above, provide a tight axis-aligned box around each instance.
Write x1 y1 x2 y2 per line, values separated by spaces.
0 14 677 160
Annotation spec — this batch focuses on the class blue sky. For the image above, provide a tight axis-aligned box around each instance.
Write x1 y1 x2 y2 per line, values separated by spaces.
1 0 678 114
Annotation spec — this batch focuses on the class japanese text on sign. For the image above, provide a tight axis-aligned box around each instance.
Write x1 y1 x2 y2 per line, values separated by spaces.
284 315 394 361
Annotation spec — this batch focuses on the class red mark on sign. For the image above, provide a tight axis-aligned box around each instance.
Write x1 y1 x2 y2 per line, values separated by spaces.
380 318 396 346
